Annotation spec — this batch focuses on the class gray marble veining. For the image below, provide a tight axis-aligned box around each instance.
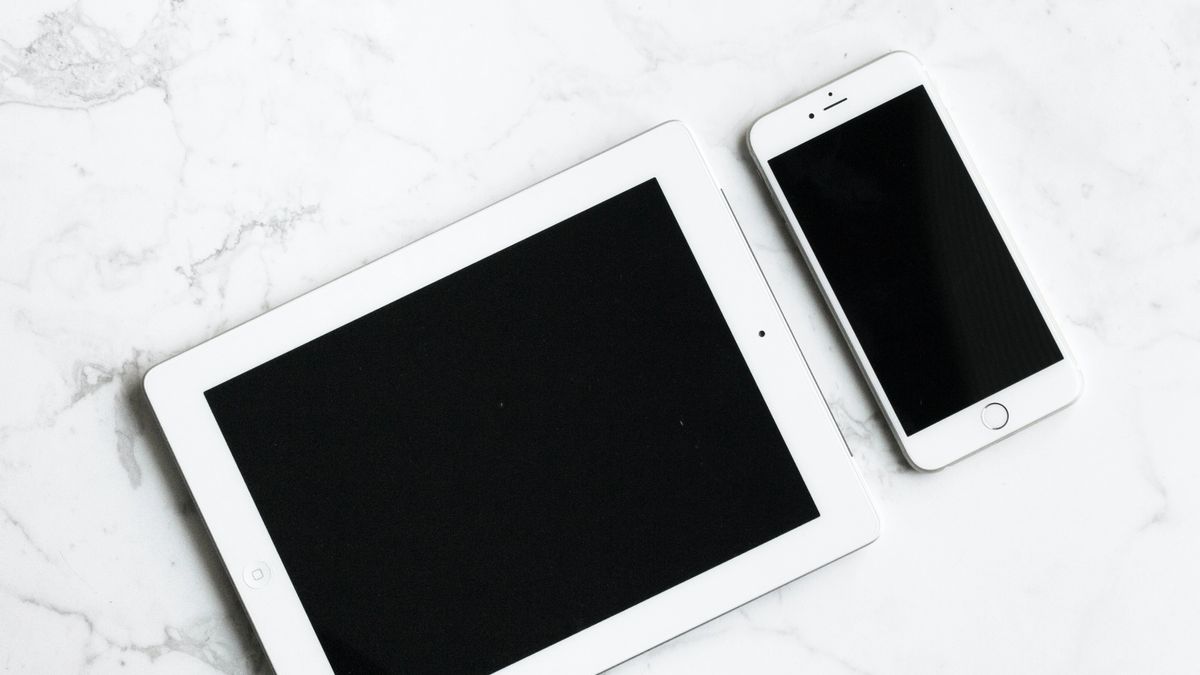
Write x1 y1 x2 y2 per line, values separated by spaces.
2 1 1198 673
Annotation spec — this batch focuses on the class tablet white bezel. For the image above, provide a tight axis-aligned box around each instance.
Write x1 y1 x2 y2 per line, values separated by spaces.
145 121 879 675
748 53 1082 472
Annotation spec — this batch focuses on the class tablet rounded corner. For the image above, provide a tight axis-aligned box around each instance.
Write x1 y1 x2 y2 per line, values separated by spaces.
852 483 884 547
861 511 883 548
648 120 700 155
142 360 168 403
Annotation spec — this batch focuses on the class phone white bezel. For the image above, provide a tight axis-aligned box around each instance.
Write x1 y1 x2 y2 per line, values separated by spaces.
145 121 879 675
748 52 1082 471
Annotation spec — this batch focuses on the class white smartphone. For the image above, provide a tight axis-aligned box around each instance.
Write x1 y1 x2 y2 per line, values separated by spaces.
748 52 1081 471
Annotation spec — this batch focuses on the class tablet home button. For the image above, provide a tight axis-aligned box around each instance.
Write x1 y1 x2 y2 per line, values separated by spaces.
981 402 1009 430
243 561 271 589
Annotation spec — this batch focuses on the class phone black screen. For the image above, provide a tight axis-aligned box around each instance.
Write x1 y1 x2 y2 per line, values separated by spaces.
768 85 1062 435
204 179 819 674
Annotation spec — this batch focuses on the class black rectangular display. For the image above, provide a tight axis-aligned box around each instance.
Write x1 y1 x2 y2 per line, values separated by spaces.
768 86 1062 435
205 179 819 674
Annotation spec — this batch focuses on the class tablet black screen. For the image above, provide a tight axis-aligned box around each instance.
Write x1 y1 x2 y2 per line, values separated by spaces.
205 179 819 674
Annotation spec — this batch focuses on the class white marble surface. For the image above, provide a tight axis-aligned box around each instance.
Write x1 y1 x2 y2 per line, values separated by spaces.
2 0 1198 672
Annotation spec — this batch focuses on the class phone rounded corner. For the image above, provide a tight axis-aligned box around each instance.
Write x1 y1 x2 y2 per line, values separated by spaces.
1066 363 1085 405
882 50 925 71
901 445 949 473
746 117 770 162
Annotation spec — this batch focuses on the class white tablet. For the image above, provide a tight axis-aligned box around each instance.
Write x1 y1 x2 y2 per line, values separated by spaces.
145 121 879 675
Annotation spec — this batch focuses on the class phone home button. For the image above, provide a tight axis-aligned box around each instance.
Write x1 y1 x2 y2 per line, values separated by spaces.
981 402 1009 430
